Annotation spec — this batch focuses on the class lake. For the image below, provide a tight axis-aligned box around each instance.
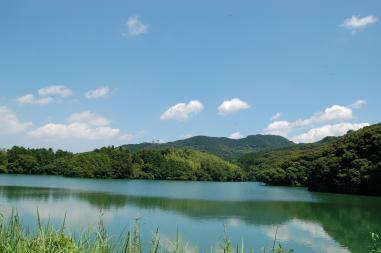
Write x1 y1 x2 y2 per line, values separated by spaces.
0 174 380 253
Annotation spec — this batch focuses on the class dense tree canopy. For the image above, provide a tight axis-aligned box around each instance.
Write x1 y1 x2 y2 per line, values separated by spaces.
0 146 244 182
238 142 327 186
0 150 7 173
308 124 381 195
238 124 381 195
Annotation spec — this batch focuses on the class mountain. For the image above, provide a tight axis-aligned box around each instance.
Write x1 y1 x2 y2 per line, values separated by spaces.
123 134 295 160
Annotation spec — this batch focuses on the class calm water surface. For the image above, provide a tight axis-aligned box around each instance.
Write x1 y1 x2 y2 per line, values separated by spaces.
0 174 380 253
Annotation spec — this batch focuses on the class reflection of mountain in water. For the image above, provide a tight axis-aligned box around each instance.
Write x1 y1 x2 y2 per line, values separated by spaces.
1 185 380 253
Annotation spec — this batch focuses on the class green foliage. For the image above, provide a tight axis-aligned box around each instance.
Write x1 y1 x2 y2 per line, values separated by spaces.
6 146 58 174
370 233 381 253
308 123 381 195
123 135 295 160
238 124 381 195
0 146 244 182
238 142 326 186
0 150 7 173
0 212 297 253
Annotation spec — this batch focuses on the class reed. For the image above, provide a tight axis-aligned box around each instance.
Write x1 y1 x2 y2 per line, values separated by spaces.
0 211 378 253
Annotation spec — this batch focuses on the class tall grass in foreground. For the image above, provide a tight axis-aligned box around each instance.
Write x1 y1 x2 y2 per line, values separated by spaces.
0 212 380 253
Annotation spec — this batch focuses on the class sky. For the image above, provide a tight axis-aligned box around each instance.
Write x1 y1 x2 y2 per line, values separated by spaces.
0 0 380 152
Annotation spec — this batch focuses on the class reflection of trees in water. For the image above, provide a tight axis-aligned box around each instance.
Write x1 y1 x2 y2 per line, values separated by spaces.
0 186 129 209
1 185 380 253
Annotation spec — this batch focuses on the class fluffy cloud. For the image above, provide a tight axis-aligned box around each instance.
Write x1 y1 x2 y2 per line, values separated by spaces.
271 112 282 121
29 123 120 140
85 86 110 99
29 112 120 140
16 85 72 105
265 104 355 136
229 132 243 139
16 94 54 105
0 106 33 134
160 100 204 121
264 120 291 136
291 123 369 143
123 16 148 37
312 105 353 122
38 85 72 97
68 111 110 126
264 100 368 142
341 15 377 29
217 98 250 116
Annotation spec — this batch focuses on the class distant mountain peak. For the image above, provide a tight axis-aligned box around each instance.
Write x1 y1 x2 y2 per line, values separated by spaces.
123 134 295 159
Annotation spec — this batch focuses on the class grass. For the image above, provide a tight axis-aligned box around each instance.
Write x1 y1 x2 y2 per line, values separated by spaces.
0 211 379 253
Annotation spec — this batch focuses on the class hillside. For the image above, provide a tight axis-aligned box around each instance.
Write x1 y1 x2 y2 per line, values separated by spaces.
308 123 381 195
238 123 381 195
1 146 244 181
123 134 295 159
237 140 332 186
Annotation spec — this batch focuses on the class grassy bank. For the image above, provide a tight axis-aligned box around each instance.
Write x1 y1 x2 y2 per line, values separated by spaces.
1 212 380 253
0 212 298 253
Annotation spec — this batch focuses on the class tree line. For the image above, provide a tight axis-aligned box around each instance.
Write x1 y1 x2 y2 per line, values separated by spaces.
0 146 244 181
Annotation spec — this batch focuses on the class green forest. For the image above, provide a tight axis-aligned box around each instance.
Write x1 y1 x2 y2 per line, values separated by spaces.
0 146 244 181
0 123 380 195
238 123 381 195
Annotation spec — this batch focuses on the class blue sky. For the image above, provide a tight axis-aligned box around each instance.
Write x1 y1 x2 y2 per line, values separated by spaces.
0 0 380 151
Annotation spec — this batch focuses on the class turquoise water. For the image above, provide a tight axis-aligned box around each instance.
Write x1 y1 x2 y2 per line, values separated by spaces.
0 174 380 253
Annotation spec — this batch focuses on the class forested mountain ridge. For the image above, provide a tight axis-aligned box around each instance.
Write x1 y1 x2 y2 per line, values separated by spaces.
123 134 295 159
239 123 381 195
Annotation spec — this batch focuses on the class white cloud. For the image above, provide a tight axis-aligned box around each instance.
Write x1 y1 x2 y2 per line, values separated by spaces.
264 120 291 136
265 104 356 136
38 85 72 97
341 15 377 29
271 112 282 121
291 122 369 143
29 123 120 140
349 99 367 109
160 100 204 121
29 111 121 140
123 16 148 37
16 85 72 105
313 105 353 122
85 86 110 99
16 94 54 105
264 100 368 142
229 132 243 139
68 111 110 126
217 98 250 116
289 105 354 128
0 106 33 134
